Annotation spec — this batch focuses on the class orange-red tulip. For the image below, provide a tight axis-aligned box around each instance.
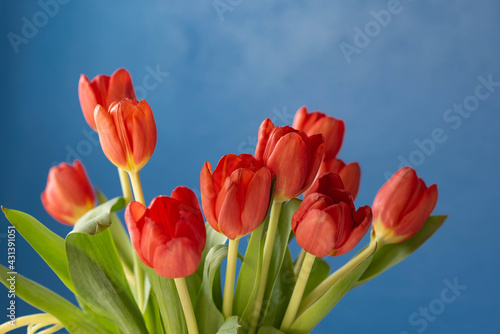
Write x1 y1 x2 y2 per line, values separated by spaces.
41 160 96 225
125 187 206 278
94 98 156 173
292 106 345 160
292 173 372 257
78 68 136 131
200 154 272 240
317 158 361 200
255 118 324 202
372 167 438 244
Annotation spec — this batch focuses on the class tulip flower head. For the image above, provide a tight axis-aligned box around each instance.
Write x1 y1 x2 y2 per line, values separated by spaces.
292 106 345 160
125 187 206 278
41 160 96 225
372 167 438 244
78 68 136 131
316 158 361 200
94 98 156 173
255 118 325 202
292 172 372 257
200 154 272 240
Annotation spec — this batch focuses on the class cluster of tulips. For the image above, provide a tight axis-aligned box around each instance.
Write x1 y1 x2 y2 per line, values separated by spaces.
0 68 446 334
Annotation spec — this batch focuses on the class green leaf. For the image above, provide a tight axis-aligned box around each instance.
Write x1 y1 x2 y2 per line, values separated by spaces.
258 326 285 334
0 264 107 334
357 215 448 286
260 248 296 328
72 197 124 234
143 289 164 334
1 207 73 292
97 191 134 273
288 248 375 334
217 316 240 334
303 257 330 297
145 266 187 334
196 244 228 334
66 227 147 334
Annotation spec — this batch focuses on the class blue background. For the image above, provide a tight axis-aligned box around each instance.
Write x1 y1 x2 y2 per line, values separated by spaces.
1 1 499 333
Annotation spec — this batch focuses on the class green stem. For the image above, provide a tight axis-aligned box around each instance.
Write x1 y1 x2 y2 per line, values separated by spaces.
175 277 199 334
299 240 378 313
294 249 306 277
128 171 146 205
248 201 283 334
118 167 133 204
223 238 240 318
128 171 147 312
280 252 316 331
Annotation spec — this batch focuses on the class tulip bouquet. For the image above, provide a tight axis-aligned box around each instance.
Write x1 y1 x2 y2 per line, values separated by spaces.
0 68 446 334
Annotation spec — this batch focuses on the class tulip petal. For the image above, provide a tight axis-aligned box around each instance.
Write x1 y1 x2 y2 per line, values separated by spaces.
78 74 99 131
393 184 438 242
241 167 272 237
106 68 136 107
292 106 308 130
200 161 218 231
295 209 338 258
267 132 308 201
153 238 201 278
131 100 157 170
217 181 243 240
339 162 361 200
299 134 325 194
140 218 170 267
255 118 275 161
334 205 372 256
125 201 151 266
95 105 128 168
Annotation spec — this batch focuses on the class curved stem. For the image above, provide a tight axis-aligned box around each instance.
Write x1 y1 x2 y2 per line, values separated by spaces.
117 167 133 204
293 249 306 277
223 238 240 318
281 252 316 331
175 277 199 334
299 240 378 313
0 313 61 333
248 201 283 334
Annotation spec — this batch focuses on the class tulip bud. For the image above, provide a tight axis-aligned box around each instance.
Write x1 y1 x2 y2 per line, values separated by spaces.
125 187 207 278
94 98 156 173
316 158 361 200
292 173 372 257
372 167 438 244
255 118 324 202
41 160 96 225
292 106 345 160
200 154 272 240
78 68 136 131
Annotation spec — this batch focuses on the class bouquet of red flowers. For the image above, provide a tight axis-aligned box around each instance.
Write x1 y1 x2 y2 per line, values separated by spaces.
0 68 445 334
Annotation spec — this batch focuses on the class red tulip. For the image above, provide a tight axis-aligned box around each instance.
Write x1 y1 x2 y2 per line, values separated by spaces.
200 154 272 240
316 158 361 200
41 160 96 225
78 68 136 131
125 187 206 278
292 106 345 160
372 167 438 244
292 173 372 257
94 98 156 173
255 118 324 202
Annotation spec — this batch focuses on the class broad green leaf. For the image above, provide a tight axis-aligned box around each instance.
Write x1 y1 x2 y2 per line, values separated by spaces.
258 326 285 334
196 244 228 334
188 222 228 306
217 316 240 334
233 221 266 331
0 265 107 334
145 266 187 334
357 215 448 286
1 207 73 291
97 191 134 273
260 249 296 328
143 289 164 334
66 227 147 334
72 197 124 234
288 249 375 334
303 257 330 297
